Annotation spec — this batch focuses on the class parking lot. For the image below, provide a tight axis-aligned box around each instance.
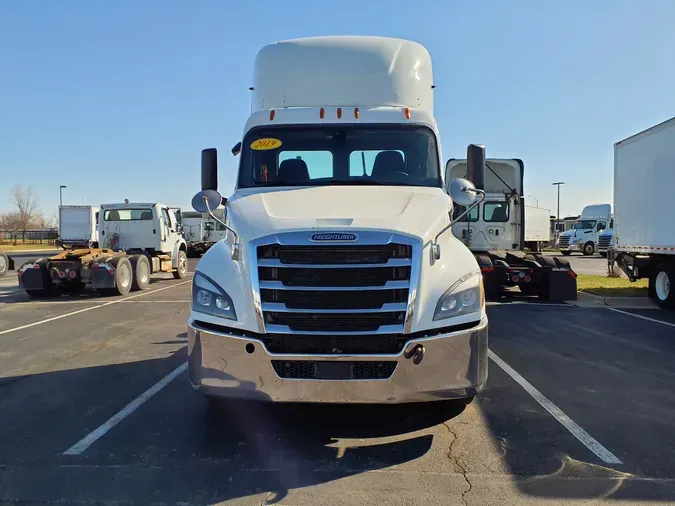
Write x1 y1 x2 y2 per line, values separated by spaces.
1 258 675 505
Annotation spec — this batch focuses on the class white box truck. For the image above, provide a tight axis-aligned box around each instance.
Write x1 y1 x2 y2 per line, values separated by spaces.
56 205 99 249
612 117 675 309
187 36 489 406
524 205 552 252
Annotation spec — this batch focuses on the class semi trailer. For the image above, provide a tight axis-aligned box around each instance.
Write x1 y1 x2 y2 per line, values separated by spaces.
18 202 188 297
187 35 490 406
446 158 577 300
611 117 675 309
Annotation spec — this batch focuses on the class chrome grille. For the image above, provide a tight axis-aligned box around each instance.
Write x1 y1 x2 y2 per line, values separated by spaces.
558 235 570 247
254 235 416 336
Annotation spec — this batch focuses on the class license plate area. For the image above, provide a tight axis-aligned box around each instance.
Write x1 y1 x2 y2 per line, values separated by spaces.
315 362 351 380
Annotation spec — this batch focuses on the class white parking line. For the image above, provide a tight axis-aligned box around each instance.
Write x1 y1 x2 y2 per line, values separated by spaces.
63 362 188 455
0 278 192 336
488 349 623 465
608 308 675 328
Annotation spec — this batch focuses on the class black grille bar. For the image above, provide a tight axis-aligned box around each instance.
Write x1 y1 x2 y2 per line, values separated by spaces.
265 311 405 332
271 360 397 380
258 244 412 265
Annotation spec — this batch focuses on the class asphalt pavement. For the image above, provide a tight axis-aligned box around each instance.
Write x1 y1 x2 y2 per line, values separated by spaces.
1 258 674 505
544 251 612 276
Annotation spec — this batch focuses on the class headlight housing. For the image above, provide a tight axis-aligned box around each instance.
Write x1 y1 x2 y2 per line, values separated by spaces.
433 270 484 321
191 271 236 320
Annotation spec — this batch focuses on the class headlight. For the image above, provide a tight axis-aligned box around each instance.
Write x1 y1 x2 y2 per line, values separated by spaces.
191 271 236 320
433 270 484 321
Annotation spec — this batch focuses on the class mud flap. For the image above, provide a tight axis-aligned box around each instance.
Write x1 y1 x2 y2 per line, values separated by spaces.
90 266 116 289
544 267 578 301
19 266 47 290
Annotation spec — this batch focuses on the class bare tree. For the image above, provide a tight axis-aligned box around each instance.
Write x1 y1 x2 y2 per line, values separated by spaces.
9 185 42 240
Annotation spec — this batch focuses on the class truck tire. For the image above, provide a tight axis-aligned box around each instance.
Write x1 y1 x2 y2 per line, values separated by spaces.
561 251 572 256
130 254 151 291
583 242 595 256
173 249 188 279
653 262 675 310
106 256 132 296
0 252 8 277
476 254 500 300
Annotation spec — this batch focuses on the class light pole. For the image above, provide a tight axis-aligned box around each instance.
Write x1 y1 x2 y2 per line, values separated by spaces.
59 185 67 207
528 195 539 207
552 182 565 236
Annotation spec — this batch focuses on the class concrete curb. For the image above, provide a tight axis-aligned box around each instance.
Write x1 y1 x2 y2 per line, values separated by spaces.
570 291 656 309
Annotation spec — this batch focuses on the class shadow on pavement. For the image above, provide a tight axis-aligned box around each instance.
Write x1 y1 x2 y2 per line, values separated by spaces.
0 350 454 504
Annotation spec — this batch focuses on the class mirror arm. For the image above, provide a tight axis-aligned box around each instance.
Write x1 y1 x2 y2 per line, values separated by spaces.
432 188 486 260
202 195 240 261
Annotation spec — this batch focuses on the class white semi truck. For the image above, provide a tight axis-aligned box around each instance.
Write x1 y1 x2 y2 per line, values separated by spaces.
182 210 228 257
612 117 675 309
447 158 577 300
187 36 489 406
56 205 99 249
557 204 612 256
19 202 188 297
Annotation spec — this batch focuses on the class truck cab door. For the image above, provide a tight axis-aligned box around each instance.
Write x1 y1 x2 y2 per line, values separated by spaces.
159 207 180 253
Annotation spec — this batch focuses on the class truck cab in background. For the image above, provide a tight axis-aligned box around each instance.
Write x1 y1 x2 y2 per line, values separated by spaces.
447 158 577 300
557 204 612 256
597 218 614 257
19 202 188 298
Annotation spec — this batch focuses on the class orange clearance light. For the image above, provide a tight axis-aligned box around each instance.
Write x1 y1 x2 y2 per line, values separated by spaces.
404 107 411 120
320 108 325 119
354 107 360 118
337 107 342 119
269 109 275 121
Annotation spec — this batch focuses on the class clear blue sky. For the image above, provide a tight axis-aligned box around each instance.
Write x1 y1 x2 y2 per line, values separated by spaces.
2 0 674 219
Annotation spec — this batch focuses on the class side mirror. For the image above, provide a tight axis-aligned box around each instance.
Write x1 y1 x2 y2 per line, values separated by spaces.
448 178 479 206
191 189 222 213
201 148 218 191
232 142 242 156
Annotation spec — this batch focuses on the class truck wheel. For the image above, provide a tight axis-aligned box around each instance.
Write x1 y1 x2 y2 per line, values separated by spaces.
130 254 151 291
653 263 675 310
583 242 595 256
0 253 8 277
476 254 500 300
173 250 188 279
561 251 572 256
111 257 133 296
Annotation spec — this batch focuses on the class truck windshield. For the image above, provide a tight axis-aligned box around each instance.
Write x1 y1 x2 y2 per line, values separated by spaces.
572 220 596 230
237 125 441 189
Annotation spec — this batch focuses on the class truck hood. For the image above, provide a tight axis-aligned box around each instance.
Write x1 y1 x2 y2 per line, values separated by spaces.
230 186 451 241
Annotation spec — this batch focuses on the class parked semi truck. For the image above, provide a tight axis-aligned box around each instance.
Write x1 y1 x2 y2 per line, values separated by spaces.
182 210 228 257
56 205 99 249
557 204 611 256
597 220 614 257
524 205 552 252
447 158 577 300
188 36 489 406
611 117 675 309
19 202 188 297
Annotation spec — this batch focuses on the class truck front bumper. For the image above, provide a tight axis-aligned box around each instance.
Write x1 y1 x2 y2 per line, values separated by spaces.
187 317 488 404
